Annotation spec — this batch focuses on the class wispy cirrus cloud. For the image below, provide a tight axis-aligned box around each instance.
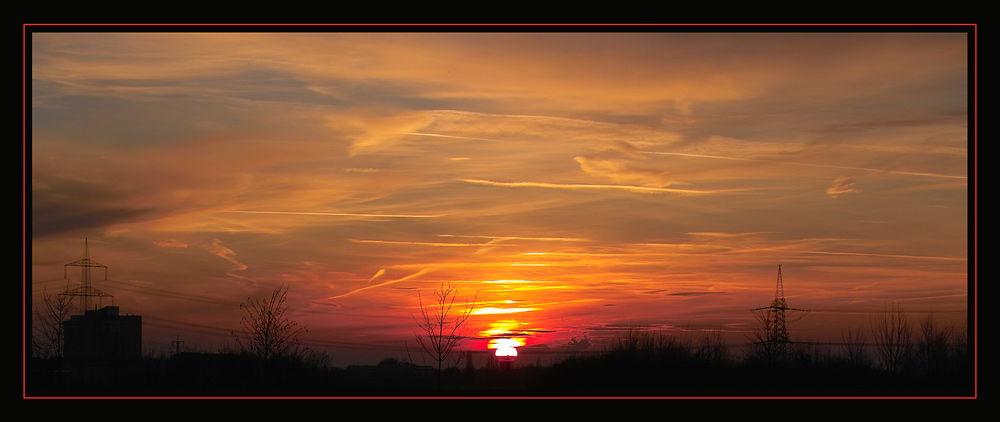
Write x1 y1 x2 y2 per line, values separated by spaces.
349 238 503 247
646 151 968 180
461 178 751 195
154 239 189 248
574 140 673 188
202 239 247 272
226 210 445 219
436 234 588 243
826 176 857 198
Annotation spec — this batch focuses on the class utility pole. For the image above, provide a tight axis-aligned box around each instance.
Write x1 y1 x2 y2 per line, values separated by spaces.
172 335 185 356
752 265 808 360
59 238 113 313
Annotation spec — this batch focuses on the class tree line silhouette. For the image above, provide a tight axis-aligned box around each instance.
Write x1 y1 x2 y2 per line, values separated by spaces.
27 285 973 398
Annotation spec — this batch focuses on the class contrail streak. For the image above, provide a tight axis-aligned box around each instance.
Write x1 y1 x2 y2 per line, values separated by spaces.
325 269 433 302
367 268 386 283
226 210 444 218
437 234 588 242
404 132 503 143
798 250 967 261
350 239 500 247
462 179 746 195
646 151 967 180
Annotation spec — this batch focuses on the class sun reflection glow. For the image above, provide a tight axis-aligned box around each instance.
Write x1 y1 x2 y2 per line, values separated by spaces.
483 320 529 356
483 280 539 284
492 338 522 348
473 306 534 315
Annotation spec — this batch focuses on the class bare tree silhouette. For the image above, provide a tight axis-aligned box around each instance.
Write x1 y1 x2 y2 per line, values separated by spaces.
870 302 913 374
233 285 307 385
412 283 477 388
746 306 786 364
915 314 964 379
32 288 75 360
841 323 870 368
697 330 731 365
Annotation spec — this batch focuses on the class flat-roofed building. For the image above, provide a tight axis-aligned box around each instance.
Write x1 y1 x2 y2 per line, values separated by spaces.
63 306 141 365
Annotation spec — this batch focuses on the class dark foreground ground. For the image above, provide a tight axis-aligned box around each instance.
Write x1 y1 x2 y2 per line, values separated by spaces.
26 347 975 398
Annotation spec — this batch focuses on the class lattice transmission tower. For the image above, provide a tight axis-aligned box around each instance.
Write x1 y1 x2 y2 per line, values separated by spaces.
752 265 808 359
59 238 114 313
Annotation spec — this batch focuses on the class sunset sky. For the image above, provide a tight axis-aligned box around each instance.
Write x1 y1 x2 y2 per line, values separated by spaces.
28 28 973 367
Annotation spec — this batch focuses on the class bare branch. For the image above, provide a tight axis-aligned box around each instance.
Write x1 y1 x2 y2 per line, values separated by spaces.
870 301 913 374
32 288 75 360
412 283 477 387
233 285 307 365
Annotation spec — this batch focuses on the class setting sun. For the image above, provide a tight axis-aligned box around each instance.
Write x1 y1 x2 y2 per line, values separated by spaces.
493 338 521 359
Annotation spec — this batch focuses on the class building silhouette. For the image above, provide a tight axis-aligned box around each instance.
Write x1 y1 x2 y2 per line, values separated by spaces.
54 240 143 366
63 305 142 365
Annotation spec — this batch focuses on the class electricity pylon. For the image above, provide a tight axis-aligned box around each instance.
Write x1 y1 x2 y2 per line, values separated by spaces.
752 265 808 360
59 238 113 313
